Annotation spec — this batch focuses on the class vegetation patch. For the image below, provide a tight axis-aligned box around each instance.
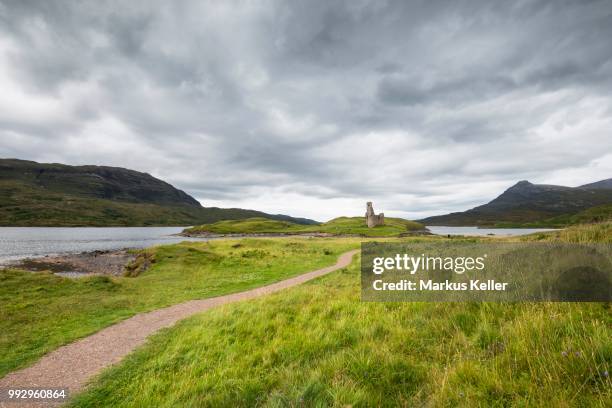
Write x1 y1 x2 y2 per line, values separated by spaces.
496 205 612 228
520 221 612 243
123 251 156 277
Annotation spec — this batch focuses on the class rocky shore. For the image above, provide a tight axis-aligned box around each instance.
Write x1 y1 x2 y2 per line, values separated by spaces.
8 249 137 277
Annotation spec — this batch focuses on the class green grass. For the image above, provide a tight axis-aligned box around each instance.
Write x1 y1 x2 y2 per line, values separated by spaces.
0 238 357 377
3 223 611 406
184 217 307 234
69 252 611 407
520 221 612 243
184 216 426 237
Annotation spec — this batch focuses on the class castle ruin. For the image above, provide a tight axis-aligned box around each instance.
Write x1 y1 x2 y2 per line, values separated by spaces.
365 202 384 228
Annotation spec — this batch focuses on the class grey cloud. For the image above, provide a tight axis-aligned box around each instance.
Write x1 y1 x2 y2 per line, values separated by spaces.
0 0 611 219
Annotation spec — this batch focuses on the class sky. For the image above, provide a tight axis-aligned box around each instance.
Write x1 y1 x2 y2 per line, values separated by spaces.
1 0 611 221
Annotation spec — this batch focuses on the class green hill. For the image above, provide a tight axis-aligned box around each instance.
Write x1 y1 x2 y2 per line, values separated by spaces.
0 159 317 226
420 179 612 226
184 216 426 237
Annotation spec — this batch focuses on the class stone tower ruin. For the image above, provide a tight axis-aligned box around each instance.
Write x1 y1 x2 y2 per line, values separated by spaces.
365 202 384 228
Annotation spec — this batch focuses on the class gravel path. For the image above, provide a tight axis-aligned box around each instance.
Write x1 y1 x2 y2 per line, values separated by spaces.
0 249 358 407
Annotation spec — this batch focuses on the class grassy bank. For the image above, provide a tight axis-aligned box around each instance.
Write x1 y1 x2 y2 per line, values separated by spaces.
0 238 357 377
65 223 611 407
520 221 612 243
184 216 426 237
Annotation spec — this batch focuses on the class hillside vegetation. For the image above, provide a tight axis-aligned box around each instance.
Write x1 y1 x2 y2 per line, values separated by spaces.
69 223 611 407
0 159 316 226
184 216 427 237
421 179 612 226
496 204 612 228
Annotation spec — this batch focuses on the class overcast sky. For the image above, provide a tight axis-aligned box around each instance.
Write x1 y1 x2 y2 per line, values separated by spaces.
1 0 611 221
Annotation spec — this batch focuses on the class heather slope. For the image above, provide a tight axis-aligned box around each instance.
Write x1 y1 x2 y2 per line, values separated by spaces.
0 159 316 226
420 179 612 226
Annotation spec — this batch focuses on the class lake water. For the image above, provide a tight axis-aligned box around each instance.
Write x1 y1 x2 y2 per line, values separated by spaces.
0 225 560 264
427 226 558 237
0 227 209 263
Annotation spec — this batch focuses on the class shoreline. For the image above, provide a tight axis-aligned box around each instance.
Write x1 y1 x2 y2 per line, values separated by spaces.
178 230 433 239
4 249 138 278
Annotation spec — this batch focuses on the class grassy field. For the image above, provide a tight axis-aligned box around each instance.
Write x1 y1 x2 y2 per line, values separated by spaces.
2 223 610 406
0 238 357 377
184 216 426 237
64 223 612 407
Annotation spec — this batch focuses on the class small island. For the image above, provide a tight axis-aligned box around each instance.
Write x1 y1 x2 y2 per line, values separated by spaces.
183 203 427 238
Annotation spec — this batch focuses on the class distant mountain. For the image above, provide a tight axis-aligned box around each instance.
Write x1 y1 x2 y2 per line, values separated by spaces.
578 179 612 190
419 178 612 226
0 159 317 227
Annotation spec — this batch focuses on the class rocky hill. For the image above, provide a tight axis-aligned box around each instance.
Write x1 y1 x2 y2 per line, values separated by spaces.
419 179 612 226
0 159 317 226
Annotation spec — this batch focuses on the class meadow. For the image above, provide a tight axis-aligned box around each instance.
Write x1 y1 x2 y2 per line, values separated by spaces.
66 223 610 407
1 223 610 406
0 238 356 377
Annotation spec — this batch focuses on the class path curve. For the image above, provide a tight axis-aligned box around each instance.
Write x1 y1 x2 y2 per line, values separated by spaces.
0 249 358 407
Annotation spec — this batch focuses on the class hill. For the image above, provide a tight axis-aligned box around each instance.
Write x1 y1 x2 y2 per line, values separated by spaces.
183 216 426 237
578 179 612 190
419 179 612 226
0 159 317 226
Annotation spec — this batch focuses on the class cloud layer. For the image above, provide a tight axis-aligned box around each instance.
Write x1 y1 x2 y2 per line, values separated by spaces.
1 0 611 220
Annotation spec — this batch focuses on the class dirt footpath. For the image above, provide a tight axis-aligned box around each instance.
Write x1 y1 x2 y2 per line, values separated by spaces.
0 249 358 407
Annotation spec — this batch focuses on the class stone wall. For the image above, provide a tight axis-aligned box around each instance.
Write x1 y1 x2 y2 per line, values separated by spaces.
365 202 384 228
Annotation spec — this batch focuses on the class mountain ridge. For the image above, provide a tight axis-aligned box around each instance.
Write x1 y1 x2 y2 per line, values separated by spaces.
0 158 201 207
0 158 318 226
578 178 612 190
419 178 612 226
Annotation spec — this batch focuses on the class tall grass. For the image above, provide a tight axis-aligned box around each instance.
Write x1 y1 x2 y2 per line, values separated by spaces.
69 226 611 407
522 221 612 243
69 257 611 407
0 238 357 377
